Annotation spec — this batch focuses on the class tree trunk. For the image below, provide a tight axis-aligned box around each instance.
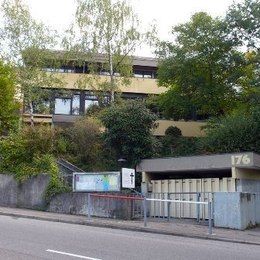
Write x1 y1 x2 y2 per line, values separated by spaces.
29 101 34 127
108 44 115 102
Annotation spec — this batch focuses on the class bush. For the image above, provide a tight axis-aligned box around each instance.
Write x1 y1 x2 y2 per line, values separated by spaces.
63 117 117 171
0 125 69 201
201 106 260 154
100 100 158 167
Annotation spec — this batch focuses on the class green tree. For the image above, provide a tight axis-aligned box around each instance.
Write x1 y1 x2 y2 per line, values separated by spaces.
0 61 19 135
64 0 155 101
0 0 62 126
100 100 158 167
226 0 260 109
226 0 260 50
157 12 245 119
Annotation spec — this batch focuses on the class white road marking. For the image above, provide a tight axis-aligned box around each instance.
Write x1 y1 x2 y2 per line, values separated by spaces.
46 249 102 260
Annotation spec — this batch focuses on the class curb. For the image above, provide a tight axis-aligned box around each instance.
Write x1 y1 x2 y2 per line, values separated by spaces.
1 211 260 246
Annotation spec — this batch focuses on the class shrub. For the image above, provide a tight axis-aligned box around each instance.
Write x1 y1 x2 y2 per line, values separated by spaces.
100 100 158 167
201 106 260 154
0 125 69 201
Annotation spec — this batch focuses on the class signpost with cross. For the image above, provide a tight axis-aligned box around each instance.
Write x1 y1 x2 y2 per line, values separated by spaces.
121 168 135 189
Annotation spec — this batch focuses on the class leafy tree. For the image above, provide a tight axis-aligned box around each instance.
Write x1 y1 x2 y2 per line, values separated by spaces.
226 0 260 50
226 0 260 110
100 100 158 167
0 0 62 126
64 0 155 101
157 12 245 119
0 61 20 135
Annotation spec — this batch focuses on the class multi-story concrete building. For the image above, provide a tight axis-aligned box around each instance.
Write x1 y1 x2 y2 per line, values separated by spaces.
22 54 205 137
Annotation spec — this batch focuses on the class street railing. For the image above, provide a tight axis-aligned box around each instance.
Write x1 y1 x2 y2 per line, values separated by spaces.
143 196 213 235
87 193 213 235
146 192 214 221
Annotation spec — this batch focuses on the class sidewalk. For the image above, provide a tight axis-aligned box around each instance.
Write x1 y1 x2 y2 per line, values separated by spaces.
0 206 259 245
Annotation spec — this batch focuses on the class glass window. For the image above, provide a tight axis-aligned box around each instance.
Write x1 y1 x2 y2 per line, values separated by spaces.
72 95 80 115
55 98 71 114
143 73 152 78
85 99 99 110
134 73 143 78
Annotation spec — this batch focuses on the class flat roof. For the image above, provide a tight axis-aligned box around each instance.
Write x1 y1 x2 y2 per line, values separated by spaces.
44 50 158 67
136 152 260 173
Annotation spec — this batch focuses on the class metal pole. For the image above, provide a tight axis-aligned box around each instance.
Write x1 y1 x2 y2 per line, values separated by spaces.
208 201 212 235
88 193 91 220
143 197 147 227
167 194 170 221
196 192 201 222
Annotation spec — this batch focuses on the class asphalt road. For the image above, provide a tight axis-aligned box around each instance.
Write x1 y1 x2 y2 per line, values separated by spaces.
0 215 259 260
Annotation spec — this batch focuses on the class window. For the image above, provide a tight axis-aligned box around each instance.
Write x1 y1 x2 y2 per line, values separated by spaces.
85 94 99 110
72 95 80 115
133 69 157 79
55 98 71 114
24 100 51 114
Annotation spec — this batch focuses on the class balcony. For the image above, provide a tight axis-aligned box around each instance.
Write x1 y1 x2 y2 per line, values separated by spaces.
49 73 166 95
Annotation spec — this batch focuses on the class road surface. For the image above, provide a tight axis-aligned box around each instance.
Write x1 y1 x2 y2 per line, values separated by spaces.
0 215 259 259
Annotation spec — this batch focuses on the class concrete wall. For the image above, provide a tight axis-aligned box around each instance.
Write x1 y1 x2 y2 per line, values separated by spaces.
236 179 260 192
236 179 260 224
214 192 256 230
0 174 50 209
153 120 205 137
49 193 142 220
50 73 166 95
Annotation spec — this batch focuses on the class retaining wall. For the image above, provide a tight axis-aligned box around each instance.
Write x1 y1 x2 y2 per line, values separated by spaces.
48 193 142 220
0 174 50 209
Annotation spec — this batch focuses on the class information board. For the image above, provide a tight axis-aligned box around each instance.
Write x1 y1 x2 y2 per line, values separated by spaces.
122 168 135 189
73 172 121 192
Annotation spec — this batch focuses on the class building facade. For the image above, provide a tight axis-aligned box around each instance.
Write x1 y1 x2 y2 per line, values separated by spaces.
22 54 205 136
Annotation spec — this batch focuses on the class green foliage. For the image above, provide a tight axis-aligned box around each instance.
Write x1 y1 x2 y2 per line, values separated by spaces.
64 0 155 101
226 0 260 50
62 117 117 171
156 11 252 119
0 61 20 135
171 137 200 157
201 106 260 154
0 126 69 201
160 126 199 157
0 0 62 126
165 126 182 138
157 85 194 120
100 100 158 167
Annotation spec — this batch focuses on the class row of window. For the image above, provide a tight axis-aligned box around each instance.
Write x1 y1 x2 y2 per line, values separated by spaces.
26 93 101 115
43 67 157 79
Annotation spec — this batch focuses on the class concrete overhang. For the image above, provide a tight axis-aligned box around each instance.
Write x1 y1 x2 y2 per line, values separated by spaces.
136 152 260 173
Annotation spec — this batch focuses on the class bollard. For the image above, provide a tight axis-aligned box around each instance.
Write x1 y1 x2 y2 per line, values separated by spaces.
88 193 91 220
196 192 201 222
143 197 147 227
208 201 212 235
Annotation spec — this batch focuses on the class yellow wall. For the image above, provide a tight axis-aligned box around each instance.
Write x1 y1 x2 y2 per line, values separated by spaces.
51 73 166 95
153 120 206 137
23 114 205 138
22 114 53 124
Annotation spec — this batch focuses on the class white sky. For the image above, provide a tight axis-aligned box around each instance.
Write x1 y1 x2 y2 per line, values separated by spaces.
2 0 242 56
